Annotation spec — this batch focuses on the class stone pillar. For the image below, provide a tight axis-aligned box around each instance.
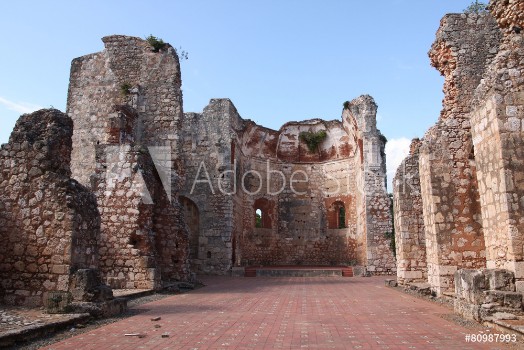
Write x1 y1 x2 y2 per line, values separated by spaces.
393 139 427 285
470 0 524 291
347 95 396 275
420 12 500 296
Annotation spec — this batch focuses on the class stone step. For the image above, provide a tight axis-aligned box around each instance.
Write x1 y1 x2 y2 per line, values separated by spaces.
244 266 353 278
484 290 523 309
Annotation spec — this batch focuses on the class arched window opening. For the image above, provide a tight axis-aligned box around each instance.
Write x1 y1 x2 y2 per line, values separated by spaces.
255 209 262 228
328 201 347 229
253 198 273 229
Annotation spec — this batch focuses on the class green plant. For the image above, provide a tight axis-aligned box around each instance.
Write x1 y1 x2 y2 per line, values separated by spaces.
343 101 350 110
255 212 262 228
146 34 166 52
299 130 327 153
464 1 488 14
120 82 132 96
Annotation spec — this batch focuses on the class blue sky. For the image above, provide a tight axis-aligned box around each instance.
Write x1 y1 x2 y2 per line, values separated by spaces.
0 0 478 188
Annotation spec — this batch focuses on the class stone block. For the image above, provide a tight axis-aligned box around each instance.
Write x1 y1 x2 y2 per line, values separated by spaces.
455 269 487 304
485 269 515 291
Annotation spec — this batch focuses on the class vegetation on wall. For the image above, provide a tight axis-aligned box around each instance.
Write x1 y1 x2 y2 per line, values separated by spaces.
145 34 189 60
120 82 132 96
146 34 166 52
464 1 488 14
343 101 350 110
299 130 327 153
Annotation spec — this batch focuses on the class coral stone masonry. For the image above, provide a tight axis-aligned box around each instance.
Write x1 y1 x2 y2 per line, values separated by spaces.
0 109 100 306
394 0 524 323
7 2 524 330
1 32 396 306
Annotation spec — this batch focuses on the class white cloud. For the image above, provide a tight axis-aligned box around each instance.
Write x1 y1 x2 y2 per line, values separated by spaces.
385 137 411 191
0 96 42 114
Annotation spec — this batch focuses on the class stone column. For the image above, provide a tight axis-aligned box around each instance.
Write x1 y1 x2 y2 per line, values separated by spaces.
470 0 524 291
393 139 427 285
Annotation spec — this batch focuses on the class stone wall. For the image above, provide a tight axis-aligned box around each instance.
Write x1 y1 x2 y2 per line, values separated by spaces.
67 35 183 186
67 35 189 286
181 96 395 274
393 139 427 284
470 0 524 291
393 1 524 302
344 96 396 274
0 109 100 306
180 99 238 274
418 12 500 296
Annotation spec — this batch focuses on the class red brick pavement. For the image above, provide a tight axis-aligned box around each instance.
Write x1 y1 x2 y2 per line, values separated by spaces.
42 276 517 349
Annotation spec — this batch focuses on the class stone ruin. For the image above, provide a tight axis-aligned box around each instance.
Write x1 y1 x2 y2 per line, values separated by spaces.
393 0 524 322
0 27 396 306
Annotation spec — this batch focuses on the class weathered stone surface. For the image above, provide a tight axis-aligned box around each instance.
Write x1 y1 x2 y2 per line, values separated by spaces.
393 139 426 285
67 35 190 287
420 12 500 297
470 0 524 287
181 96 395 274
0 109 101 306
454 268 521 321
69 269 113 302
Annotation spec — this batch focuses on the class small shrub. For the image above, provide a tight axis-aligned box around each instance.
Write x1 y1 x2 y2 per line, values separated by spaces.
299 130 327 153
464 1 488 14
120 82 132 96
146 34 166 52
343 101 350 110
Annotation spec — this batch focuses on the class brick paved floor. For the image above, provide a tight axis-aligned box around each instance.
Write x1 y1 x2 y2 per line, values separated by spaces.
42 276 517 350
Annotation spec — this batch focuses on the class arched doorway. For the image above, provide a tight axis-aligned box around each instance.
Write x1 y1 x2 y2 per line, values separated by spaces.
180 196 200 259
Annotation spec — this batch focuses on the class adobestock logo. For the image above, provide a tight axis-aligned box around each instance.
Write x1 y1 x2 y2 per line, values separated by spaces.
100 146 389 202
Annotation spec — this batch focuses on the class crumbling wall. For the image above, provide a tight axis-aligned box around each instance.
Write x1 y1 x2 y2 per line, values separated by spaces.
67 35 189 286
344 95 396 275
180 99 240 274
470 0 524 291
182 96 394 272
393 139 427 284
67 35 183 186
237 118 360 266
418 12 500 296
0 109 100 306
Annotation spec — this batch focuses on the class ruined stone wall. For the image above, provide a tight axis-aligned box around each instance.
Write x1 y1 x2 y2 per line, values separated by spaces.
67 35 183 186
67 35 189 286
182 96 395 272
238 158 358 266
418 13 500 296
92 145 188 288
393 139 426 284
0 110 100 306
237 118 359 266
344 96 396 275
470 0 524 291
180 99 239 274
